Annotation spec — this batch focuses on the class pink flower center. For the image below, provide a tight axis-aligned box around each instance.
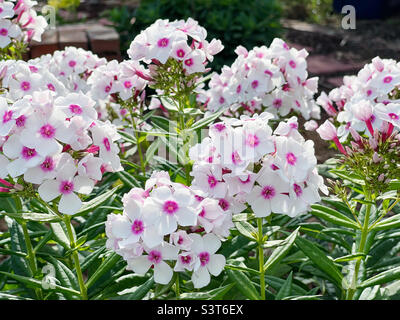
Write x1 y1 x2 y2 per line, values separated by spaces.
163 200 179 215
219 96 225 105
236 84 242 93
261 185 275 200
184 58 193 67
148 250 162 264
16 115 26 127
131 219 144 235
47 83 55 91
251 80 259 89
180 255 192 265
105 85 111 93
208 175 218 188
0 28 8 36
231 150 242 165
214 123 226 132
264 69 273 77
218 198 229 211
293 183 302 197
246 134 259 147
2 110 12 123
20 81 30 91
21 147 37 160
199 252 210 266
388 112 399 120
40 157 54 172
289 60 297 69
59 181 74 195
124 81 132 89
69 104 82 115
39 124 56 139
177 236 184 245
68 60 76 67
273 99 282 108
176 49 185 58
157 38 169 48
199 208 206 217
290 122 298 129
383 76 393 84
103 137 111 151
286 152 297 165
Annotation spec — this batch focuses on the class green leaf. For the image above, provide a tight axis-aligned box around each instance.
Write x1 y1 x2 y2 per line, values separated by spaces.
226 269 261 300
264 275 308 296
0 271 80 296
188 108 225 131
334 253 366 263
73 185 121 217
6 219 31 277
275 272 293 300
225 264 260 275
264 227 299 272
50 222 71 249
86 252 121 288
98 274 148 299
116 171 142 188
151 115 175 132
111 276 154 300
310 204 360 230
234 221 257 240
118 130 137 144
45 256 79 299
2 212 61 222
359 266 400 289
330 169 365 185
145 138 161 165
180 283 235 300
372 215 400 231
295 236 343 287
80 247 106 272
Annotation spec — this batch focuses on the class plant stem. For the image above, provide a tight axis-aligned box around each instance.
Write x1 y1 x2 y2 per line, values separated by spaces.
13 196 43 299
21 221 43 300
257 218 266 300
175 273 180 299
129 105 146 175
64 216 88 300
346 192 373 300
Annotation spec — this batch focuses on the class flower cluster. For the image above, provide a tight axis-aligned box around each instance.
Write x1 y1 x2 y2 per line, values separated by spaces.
317 57 400 142
201 38 320 120
189 113 327 218
0 0 47 48
127 18 223 73
87 60 148 102
0 90 122 214
0 47 107 102
106 171 229 288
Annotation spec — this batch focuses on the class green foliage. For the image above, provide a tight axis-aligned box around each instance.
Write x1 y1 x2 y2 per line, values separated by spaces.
104 0 282 71
280 0 336 25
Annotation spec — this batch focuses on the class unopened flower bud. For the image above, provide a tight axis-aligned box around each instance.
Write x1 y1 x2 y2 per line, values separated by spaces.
373 152 382 163
369 137 378 149
349 127 361 142
378 173 385 182
14 184 24 191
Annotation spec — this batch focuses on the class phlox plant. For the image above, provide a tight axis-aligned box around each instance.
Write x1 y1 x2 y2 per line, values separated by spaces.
0 16 400 301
